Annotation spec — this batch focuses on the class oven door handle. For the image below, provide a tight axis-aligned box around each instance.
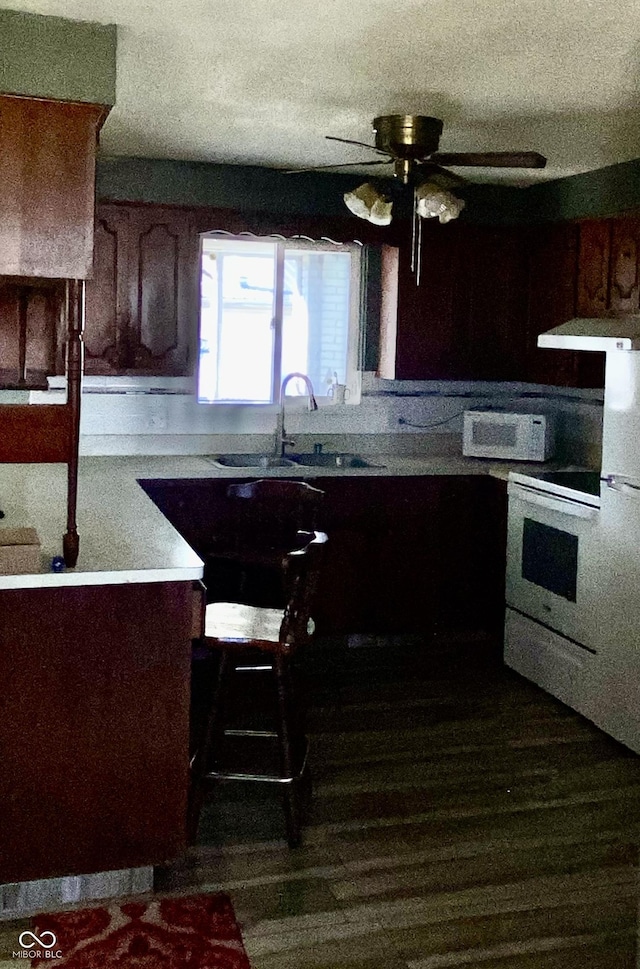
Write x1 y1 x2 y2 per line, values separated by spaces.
509 483 599 519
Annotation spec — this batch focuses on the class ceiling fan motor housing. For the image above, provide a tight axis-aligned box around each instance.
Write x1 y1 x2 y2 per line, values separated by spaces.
373 115 444 159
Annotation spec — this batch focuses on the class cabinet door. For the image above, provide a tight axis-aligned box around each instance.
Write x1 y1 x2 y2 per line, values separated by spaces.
435 477 507 638
576 220 612 316
0 96 104 279
394 222 467 380
84 205 131 375
126 207 199 375
609 218 640 315
462 225 528 381
525 222 580 386
393 222 528 382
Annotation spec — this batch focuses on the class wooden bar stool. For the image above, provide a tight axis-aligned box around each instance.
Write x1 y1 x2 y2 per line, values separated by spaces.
189 529 328 848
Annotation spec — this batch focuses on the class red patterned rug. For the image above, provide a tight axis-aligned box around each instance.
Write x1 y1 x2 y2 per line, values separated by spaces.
25 893 251 967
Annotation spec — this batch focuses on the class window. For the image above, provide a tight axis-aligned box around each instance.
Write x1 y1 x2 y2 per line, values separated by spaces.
197 235 362 403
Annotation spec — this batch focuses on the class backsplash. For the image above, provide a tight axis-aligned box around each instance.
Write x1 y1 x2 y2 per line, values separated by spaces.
31 374 604 466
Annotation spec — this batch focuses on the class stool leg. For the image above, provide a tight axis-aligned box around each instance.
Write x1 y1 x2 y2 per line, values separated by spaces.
187 649 232 845
274 653 302 848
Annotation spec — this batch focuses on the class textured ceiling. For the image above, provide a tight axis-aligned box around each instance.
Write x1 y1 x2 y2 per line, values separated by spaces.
2 0 640 184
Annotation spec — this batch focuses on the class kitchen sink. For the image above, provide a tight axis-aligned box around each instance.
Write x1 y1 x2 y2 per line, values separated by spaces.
208 454 297 468
288 453 384 469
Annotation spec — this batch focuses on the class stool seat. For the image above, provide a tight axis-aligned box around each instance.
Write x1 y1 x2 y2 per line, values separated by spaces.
188 529 327 848
205 601 315 653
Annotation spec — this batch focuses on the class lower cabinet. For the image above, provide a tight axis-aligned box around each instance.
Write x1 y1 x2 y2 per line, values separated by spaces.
0 581 193 884
142 475 508 640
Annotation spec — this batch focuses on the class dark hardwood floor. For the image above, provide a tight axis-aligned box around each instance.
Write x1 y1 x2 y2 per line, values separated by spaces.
158 635 640 968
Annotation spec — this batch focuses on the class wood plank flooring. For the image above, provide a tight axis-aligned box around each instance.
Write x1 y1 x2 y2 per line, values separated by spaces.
157 637 640 968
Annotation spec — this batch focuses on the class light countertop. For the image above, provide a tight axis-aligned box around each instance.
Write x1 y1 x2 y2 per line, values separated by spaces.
0 453 582 590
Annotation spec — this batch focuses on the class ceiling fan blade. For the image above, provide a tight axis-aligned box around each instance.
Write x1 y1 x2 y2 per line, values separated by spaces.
429 151 547 169
325 135 392 157
417 162 466 185
283 159 393 174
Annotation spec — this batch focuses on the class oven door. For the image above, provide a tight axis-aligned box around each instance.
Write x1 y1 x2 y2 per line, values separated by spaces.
505 481 601 652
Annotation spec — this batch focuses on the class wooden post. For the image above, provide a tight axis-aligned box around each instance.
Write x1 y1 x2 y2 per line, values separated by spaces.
63 279 83 568
17 286 29 387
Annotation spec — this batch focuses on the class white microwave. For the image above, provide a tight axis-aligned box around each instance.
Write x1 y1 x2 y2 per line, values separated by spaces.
462 410 555 461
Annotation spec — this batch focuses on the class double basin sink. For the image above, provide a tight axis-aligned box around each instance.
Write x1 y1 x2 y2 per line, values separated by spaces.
209 452 383 469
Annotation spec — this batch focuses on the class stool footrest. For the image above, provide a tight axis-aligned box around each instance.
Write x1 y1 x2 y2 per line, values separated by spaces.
205 739 309 786
224 728 278 738
205 769 298 785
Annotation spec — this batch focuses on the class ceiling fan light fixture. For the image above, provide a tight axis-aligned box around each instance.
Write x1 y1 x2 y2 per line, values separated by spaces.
415 180 466 223
343 182 393 225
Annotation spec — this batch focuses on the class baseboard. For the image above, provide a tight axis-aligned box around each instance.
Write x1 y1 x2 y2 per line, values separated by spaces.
0 866 153 920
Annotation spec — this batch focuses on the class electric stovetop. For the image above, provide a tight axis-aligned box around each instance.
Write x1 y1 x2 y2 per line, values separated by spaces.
509 469 602 506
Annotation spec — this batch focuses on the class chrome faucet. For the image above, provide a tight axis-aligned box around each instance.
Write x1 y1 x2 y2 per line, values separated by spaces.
275 372 318 457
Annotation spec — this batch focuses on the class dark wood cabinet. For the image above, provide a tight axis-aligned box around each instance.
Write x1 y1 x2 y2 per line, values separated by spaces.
394 223 467 381
142 475 507 642
524 222 582 387
462 226 529 381
84 204 200 376
0 95 105 279
394 223 529 383
0 580 193 883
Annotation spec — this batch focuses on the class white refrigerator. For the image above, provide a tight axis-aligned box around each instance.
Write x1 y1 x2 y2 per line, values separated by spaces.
587 351 640 752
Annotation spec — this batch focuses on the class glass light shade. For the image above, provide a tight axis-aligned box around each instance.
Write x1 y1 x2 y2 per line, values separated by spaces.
343 183 393 225
415 181 466 223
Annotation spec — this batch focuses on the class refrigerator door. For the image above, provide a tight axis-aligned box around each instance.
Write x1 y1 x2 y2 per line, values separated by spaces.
602 352 640 480
588 482 640 753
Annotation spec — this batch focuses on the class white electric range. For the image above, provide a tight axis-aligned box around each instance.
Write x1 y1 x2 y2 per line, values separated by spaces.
504 468 605 729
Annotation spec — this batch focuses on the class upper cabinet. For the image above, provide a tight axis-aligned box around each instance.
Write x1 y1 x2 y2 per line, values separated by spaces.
393 223 528 382
575 216 640 319
84 204 200 376
388 216 626 389
0 95 106 279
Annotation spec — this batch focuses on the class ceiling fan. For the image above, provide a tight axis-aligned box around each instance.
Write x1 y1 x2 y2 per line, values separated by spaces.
287 115 546 283
300 114 546 182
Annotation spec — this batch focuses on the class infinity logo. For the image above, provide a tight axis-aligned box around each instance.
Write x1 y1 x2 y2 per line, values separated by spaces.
18 930 57 949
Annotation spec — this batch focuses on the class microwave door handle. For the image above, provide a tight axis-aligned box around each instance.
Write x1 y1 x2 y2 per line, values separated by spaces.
511 485 599 520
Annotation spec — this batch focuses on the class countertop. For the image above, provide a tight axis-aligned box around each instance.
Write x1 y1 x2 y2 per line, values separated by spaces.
0 453 582 590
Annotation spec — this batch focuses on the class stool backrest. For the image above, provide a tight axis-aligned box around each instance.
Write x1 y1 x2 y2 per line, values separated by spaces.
226 478 324 553
280 530 328 649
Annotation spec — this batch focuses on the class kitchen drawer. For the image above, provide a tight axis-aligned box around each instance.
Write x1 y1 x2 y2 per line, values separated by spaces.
504 608 597 718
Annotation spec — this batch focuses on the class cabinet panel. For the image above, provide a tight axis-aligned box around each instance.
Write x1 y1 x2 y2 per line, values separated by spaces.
0 96 104 279
84 206 130 375
463 226 528 381
576 220 611 316
610 219 640 315
128 208 199 375
137 222 182 360
525 222 580 387
395 223 467 380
